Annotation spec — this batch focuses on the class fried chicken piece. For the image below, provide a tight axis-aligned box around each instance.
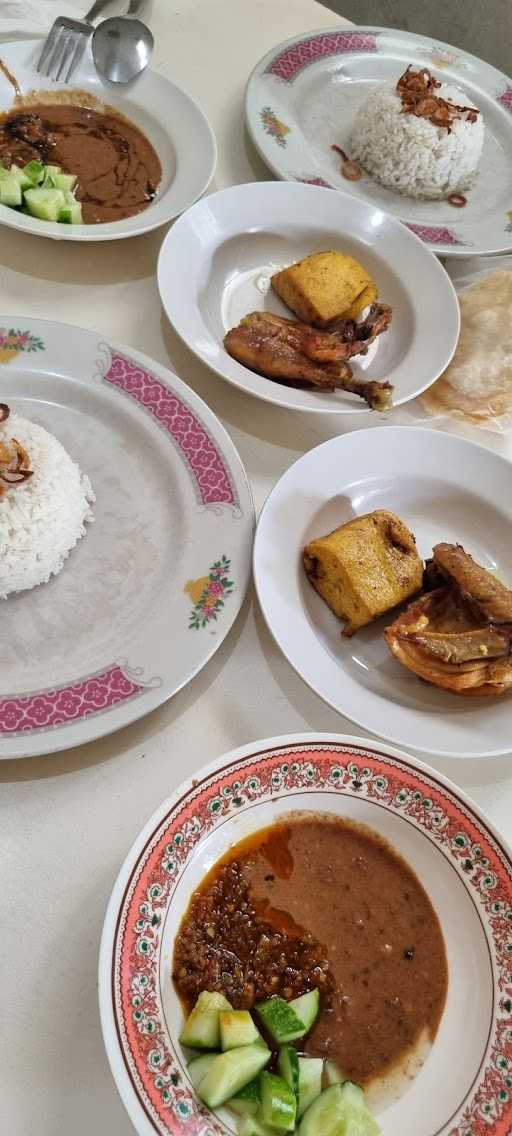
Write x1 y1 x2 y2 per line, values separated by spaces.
384 551 512 697
224 311 393 410
428 543 512 625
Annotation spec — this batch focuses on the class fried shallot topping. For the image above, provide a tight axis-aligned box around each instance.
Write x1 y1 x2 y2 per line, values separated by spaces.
396 66 479 132
0 405 32 497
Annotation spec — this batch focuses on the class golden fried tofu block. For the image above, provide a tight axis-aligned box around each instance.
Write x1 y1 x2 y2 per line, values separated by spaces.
272 251 372 328
303 510 423 636
342 281 378 319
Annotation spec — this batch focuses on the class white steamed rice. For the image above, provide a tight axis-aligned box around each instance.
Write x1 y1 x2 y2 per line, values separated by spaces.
350 80 484 200
0 411 95 599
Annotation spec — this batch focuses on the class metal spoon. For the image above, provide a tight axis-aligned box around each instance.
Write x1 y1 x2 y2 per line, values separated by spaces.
91 0 153 84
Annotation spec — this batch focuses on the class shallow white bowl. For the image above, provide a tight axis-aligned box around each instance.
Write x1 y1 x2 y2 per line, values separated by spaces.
157 180 459 415
254 426 512 757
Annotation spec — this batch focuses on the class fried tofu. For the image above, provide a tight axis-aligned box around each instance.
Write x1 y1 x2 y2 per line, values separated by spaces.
342 281 378 319
303 510 423 636
272 251 372 328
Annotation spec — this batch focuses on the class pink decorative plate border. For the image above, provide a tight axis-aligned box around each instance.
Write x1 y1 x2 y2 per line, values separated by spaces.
101 350 239 510
0 664 152 736
264 31 379 81
109 741 512 1136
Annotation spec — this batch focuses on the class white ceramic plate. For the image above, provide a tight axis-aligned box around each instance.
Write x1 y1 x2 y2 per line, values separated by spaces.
0 316 253 759
246 26 512 257
99 732 512 1136
0 40 216 241
254 427 512 758
157 181 459 415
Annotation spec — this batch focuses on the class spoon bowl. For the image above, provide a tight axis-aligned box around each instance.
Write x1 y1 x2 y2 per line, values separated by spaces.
92 15 154 83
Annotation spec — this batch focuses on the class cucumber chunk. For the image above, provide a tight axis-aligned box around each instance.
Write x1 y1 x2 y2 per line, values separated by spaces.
277 1046 299 1098
5 164 32 190
220 1010 261 1051
44 165 62 179
54 172 77 191
228 1077 261 1117
196 1043 270 1109
0 176 22 207
59 192 83 225
179 990 232 1049
24 187 65 222
324 1060 344 1086
255 997 307 1045
259 1071 297 1131
299 1083 380 1136
288 989 320 1034
297 1057 323 1119
22 160 45 185
187 1052 218 1088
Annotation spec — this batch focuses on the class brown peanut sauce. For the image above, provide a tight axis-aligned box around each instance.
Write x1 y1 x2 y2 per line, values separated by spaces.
173 814 448 1088
0 99 161 223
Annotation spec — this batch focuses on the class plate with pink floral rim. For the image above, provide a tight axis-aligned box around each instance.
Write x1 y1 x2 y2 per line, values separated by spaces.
0 316 253 759
246 26 512 257
99 732 512 1136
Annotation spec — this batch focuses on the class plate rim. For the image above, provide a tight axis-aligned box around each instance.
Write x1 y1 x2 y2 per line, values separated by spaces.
253 425 512 759
98 729 512 1136
0 312 254 759
0 39 217 242
245 24 512 259
157 179 461 416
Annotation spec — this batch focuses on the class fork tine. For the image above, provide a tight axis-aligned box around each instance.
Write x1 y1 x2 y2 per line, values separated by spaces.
37 22 63 75
64 34 88 84
44 26 71 80
55 29 79 82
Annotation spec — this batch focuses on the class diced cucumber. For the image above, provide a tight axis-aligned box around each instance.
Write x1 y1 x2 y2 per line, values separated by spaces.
255 997 306 1045
259 1071 296 1132
338 1083 365 1110
0 176 22 207
297 1057 323 1119
237 1118 279 1136
220 1010 261 1051
22 160 45 185
179 990 232 1049
299 1083 380 1136
54 172 77 191
324 1060 344 1086
228 1077 261 1117
277 1045 299 1099
187 1052 218 1088
288 989 320 1034
24 187 65 222
6 164 32 190
44 164 62 179
196 1043 270 1109
59 191 83 225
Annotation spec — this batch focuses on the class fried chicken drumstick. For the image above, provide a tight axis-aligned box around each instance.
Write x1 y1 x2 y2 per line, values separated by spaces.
224 307 393 411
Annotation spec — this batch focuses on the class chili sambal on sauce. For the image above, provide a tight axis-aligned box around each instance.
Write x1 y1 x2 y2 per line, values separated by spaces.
0 101 161 223
173 814 448 1087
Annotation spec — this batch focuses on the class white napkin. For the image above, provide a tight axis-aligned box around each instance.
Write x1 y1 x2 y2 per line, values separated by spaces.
0 1 89 41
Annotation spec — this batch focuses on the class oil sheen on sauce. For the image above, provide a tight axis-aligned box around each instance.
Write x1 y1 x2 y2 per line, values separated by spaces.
0 102 161 223
173 814 448 1088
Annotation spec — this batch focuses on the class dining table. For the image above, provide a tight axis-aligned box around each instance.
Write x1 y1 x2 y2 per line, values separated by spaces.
1 1 512 1133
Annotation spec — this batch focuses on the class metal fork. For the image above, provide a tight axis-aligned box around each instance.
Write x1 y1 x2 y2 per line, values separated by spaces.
37 0 116 84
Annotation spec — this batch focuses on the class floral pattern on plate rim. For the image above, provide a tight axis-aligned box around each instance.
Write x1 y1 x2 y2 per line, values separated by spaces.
112 741 512 1136
0 328 44 364
259 106 290 147
264 31 379 82
100 349 240 512
498 88 512 113
0 663 151 736
187 556 234 630
406 222 466 246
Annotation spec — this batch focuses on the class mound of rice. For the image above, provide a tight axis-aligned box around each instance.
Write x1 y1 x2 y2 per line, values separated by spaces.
350 80 484 200
0 411 95 599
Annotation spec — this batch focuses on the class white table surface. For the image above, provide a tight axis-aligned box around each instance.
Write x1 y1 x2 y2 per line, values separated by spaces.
1 2 512 1133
